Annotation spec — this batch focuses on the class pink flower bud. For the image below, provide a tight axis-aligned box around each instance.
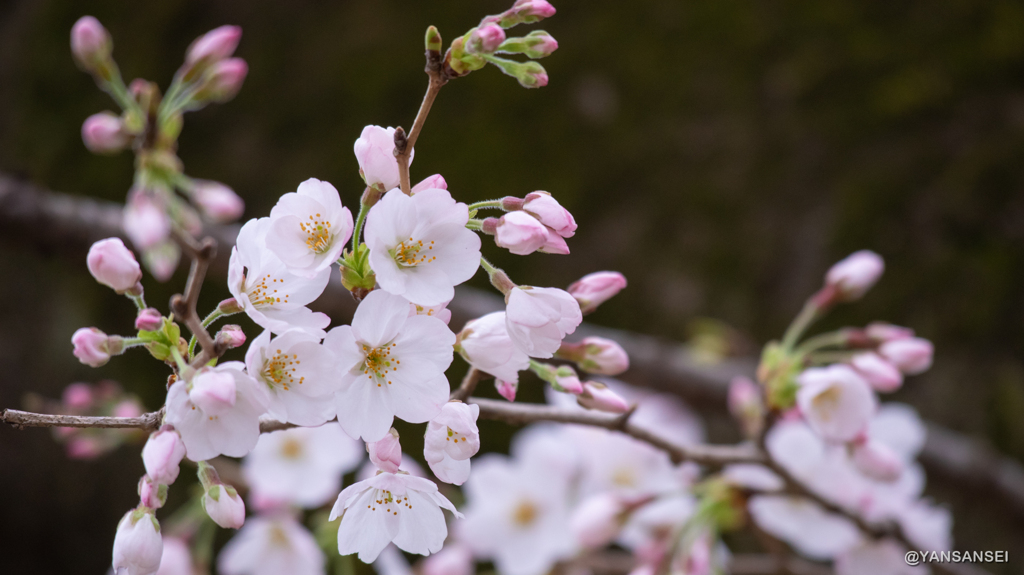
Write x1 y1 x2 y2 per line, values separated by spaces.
489 212 548 255
354 125 411 191
218 297 243 314
538 227 570 255
422 543 473 575
185 25 242 65
554 366 583 394
215 325 246 349
191 180 244 223
189 369 237 416
368 428 403 473
577 381 630 413
728 376 765 439
70 16 111 70
467 25 506 54
850 352 903 392
72 327 113 367
144 241 181 282
112 509 163 575
124 190 170 250
567 271 627 314
87 238 143 292
135 308 162 332
142 428 186 485
62 382 94 410
199 58 248 103
825 250 884 302
203 484 246 528
570 493 625 548
851 439 903 482
411 174 447 194
524 31 559 58
865 322 914 343
496 379 518 402
138 476 166 509
572 337 629 375
509 0 557 23
879 337 933 375
81 112 129 154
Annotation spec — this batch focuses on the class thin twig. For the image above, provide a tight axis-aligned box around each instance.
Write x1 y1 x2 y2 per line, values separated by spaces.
394 50 448 195
168 232 223 366
450 367 484 402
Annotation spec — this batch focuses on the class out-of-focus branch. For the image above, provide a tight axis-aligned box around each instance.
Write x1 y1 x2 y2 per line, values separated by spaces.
449 367 484 402
1 175 1023 521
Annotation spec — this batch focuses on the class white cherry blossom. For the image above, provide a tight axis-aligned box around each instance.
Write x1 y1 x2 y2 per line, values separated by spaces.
748 495 862 560
505 286 582 358
228 217 331 337
423 401 481 485
325 290 454 442
797 365 877 442
457 312 530 384
165 362 270 461
218 513 325 575
364 189 481 307
245 329 338 426
243 423 364 508
266 178 353 277
330 471 461 563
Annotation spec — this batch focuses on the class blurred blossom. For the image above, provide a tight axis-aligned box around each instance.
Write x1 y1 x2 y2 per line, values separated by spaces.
219 514 325 575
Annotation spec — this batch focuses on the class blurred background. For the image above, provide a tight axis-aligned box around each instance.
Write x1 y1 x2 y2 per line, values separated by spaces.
2 0 1024 572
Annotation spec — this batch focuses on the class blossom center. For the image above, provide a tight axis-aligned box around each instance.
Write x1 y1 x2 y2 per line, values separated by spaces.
244 271 289 308
279 438 304 459
362 343 400 388
512 500 538 527
612 467 637 487
811 385 842 421
446 426 466 443
390 237 436 268
262 349 304 391
299 213 333 254
366 488 413 516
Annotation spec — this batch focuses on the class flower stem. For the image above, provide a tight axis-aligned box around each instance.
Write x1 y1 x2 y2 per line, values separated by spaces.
188 308 228 358
780 300 820 352
480 256 516 297
127 293 147 311
351 201 369 251
465 219 484 231
467 199 503 212
794 330 849 358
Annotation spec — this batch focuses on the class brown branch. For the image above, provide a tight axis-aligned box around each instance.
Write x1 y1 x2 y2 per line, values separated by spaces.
168 230 223 366
449 367 484 402
0 407 164 432
394 50 448 195
469 397 762 467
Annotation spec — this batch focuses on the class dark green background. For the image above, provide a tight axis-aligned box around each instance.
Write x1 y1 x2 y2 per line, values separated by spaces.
2 0 1024 572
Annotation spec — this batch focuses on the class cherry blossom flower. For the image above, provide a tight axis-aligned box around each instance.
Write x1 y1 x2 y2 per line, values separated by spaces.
228 217 331 337
325 290 454 442
488 211 548 255
459 453 576 575
411 174 447 194
851 439 903 482
330 471 462 562
243 423 363 508
245 329 338 426
408 300 452 325
218 514 325 575
567 271 627 314
505 286 582 358
192 180 245 223
421 543 474 575
522 191 576 238
424 401 481 485
570 493 627 549
748 495 862 560
364 189 481 307
141 427 186 485
457 312 530 383
165 363 270 461
266 178 352 277
835 539 925 575
112 508 163 575
797 365 877 442
825 250 884 302
354 125 411 192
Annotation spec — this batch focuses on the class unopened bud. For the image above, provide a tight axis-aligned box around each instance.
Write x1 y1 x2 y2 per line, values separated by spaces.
850 352 903 392
203 484 246 529
70 16 112 72
577 381 630 413
825 250 884 302
134 308 162 332
195 58 248 103
500 30 559 59
425 25 443 53
123 189 170 250
851 438 903 482
411 174 447 194
71 328 121 367
487 212 548 255
864 322 914 343
142 241 181 282
112 508 162 575
495 379 518 402
728 376 764 439
567 271 627 314
570 493 625 548
495 0 557 28
215 325 246 349
81 112 129 154
87 237 142 293
191 180 244 223
878 337 933 375
138 476 168 509
553 365 583 394
524 191 575 237
218 297 243 314
142 427 186 485
467 25 506 54
368 428 403 473
186 25 242 66
560 337 629 376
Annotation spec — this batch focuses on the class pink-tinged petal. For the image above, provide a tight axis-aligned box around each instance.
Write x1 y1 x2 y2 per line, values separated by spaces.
392 489 448 556
428 453 472 486
324 325 365 375
352 290 409 348
337 489 401 562
334 377 396 442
